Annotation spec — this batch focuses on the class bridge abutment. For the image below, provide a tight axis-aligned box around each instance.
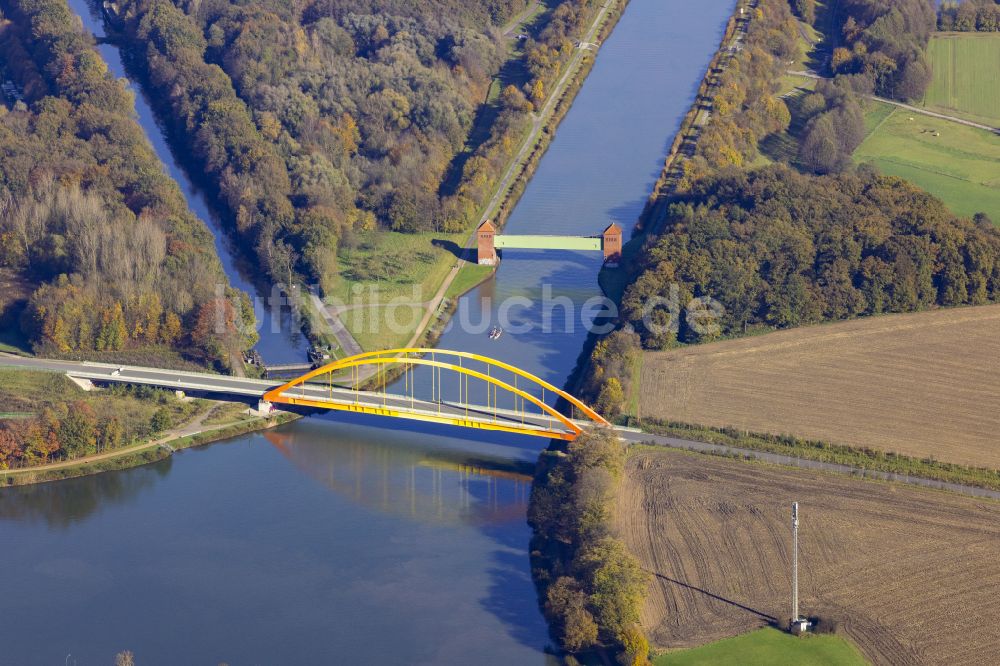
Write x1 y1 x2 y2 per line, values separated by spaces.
477 220 498 265
602 223 622 265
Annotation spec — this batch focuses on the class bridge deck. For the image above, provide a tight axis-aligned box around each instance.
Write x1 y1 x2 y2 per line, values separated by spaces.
274 390 576 438
494 235 602 251
0 356 582 439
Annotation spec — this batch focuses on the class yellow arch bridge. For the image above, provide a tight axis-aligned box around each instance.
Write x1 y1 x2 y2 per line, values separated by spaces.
262 348 610 441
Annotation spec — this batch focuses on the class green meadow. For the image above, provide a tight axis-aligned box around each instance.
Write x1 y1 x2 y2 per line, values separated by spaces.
654 628 868 666
854 103 1000 222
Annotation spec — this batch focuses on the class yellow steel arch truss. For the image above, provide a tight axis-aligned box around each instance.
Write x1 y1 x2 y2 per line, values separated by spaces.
262 348 610 440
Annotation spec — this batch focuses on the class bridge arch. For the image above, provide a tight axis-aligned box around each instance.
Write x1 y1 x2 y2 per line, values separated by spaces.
262 348 610 440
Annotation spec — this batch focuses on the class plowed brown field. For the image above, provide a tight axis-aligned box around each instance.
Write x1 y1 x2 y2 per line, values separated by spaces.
640 305 1000 469
615 449 1000 665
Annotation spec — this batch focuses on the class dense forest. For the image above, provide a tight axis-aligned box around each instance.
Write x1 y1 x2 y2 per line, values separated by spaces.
0 0 253 365
113 0 602 293
623 166 1000 347
938 0 1000 31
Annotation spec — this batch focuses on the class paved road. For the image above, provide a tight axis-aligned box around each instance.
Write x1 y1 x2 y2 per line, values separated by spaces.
616 430 1000 500
502 0 542 38
309 292 363 358
788 70 1000 134
0 355 579 437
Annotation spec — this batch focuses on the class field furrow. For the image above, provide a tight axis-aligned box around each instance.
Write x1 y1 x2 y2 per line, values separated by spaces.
616 450 1000 664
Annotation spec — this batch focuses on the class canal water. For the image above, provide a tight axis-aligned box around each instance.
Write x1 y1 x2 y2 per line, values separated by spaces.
0 1 734 663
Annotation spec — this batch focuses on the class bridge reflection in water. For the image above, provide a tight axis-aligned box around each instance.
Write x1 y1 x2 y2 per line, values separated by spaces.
264 425 533 527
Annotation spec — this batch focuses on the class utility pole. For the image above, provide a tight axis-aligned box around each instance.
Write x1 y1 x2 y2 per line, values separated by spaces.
791 501 799 625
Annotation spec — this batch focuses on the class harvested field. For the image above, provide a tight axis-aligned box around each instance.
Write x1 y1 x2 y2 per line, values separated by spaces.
616 448 1000 665
640 305 1000 469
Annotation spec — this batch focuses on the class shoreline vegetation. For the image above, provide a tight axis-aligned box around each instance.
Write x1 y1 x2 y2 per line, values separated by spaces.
1 409 297 487
0 366 298 486
529 429 650 665
531 2 760 662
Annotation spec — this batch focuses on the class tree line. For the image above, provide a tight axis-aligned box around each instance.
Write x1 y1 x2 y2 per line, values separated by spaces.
795 77 867 174
529 429 650 664
0 0 253 365
939 0 1000 31
622 165 1000 348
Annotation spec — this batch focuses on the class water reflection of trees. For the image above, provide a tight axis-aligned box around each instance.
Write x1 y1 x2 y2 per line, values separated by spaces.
0 422 536 529
0 459 170 528
264 429 533 527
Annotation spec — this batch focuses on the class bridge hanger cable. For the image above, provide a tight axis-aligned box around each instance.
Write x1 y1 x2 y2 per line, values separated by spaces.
262 348 610 440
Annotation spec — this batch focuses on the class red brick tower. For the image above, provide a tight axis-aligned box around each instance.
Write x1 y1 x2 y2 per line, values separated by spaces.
477 219 498 265
602 223 622 265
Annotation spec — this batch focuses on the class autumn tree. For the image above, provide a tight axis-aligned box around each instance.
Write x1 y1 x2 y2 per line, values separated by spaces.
594 378 625 419
58 401 98 457
0 427 23 469
97 303 128 352
545 577 599 652
99 416 125 452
